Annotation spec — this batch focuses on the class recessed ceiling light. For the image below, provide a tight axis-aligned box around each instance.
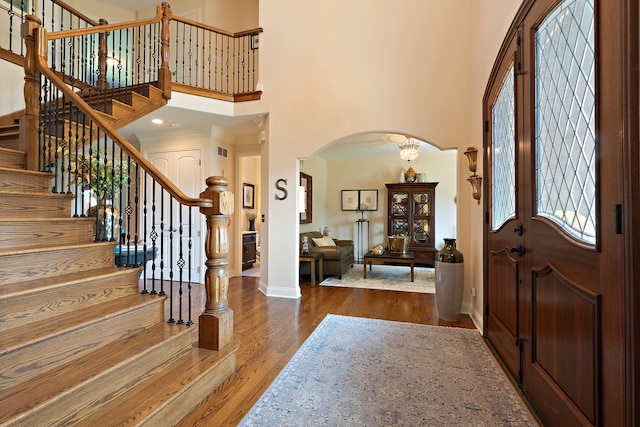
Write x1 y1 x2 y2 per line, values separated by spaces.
152 118 163 125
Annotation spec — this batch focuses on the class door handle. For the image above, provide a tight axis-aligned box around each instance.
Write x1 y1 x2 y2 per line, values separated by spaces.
514 223 523 236
509 244 525 257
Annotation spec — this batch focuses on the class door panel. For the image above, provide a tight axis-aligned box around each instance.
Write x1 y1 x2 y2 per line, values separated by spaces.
484 34 521 381
486 249 520 377
521 0 600 424
531 265 600 423
146 149 202 283
484 0 627 424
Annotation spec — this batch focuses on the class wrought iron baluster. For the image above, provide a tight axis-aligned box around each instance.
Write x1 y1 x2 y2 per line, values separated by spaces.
187 206 193 326
149 180 158 294
159 187 165 295
141 171 148 293
207 31 212 89
167 199 175 323
177 207 185 324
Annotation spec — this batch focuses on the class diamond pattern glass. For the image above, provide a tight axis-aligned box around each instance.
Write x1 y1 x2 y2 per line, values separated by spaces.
391 192 409 216
535 0 595 244
414 192 430 216
492 64 516 231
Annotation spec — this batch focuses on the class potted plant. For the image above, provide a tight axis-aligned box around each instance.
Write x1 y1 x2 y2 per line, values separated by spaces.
71 153 129 241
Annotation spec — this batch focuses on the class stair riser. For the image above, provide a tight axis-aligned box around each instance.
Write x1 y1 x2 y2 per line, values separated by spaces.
0 244 116 285
0 298 166 391
0 169 53 193
15 328 193 427
0 219 95 251
0 136 20 151
0 269 141 331
141 349 237 427
0 150 25 169
0 193 74 217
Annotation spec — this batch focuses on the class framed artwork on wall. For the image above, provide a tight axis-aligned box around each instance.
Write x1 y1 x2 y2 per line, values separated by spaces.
342 189 378 211
359 189 378 211
341 190 359 211
243 183 255 209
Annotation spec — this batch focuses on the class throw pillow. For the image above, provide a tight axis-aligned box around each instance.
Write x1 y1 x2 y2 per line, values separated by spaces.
312 236 336 247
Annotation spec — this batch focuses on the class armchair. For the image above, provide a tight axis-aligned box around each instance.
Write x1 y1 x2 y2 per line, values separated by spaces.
300 231 354 279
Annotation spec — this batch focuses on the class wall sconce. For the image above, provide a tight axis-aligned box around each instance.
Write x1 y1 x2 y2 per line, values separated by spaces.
463 147 481 204
467 175 482 204
464 146 478 173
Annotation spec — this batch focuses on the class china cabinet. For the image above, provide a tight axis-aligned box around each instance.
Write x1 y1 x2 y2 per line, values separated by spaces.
385 182 438 266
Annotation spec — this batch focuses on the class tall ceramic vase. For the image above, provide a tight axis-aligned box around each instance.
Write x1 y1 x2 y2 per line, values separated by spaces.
435 238 464 322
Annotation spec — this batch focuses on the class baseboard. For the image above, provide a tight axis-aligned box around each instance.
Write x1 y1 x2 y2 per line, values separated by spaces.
259 280 301 299
462 301 483 332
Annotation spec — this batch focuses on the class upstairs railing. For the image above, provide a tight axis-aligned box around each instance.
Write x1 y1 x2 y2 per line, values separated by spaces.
18 6 239 350
1 0 262 101
0 0 97 63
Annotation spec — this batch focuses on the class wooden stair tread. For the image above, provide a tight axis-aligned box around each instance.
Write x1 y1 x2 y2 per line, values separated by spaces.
0 266 133 299
0 166 53 177
0 240 115 257
0 293 162 354
81 338 240 426
0 146 25 155
0 322 191 424
0 190 75 198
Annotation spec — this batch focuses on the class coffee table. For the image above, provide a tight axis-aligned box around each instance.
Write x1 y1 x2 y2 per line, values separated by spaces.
363 251 415 282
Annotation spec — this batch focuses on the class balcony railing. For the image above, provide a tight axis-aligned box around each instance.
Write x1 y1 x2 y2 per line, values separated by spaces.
2 0 262 100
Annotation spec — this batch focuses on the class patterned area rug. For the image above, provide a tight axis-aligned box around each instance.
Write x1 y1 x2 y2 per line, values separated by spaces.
321 264 435 293
239 315 539 426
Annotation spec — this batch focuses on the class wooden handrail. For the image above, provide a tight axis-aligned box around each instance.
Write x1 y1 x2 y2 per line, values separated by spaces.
29 20 213 209
170 12 263 38
46 4 164 40
50 0 100 27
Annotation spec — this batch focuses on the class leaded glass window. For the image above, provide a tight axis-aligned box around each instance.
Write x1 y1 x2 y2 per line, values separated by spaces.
535 0 596 244
491 63 516 230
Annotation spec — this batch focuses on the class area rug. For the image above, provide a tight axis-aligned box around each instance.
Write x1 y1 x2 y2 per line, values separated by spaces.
238 314 539 426
321 264 435 293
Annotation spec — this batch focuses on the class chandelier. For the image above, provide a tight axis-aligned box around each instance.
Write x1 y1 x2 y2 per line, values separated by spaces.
398 136 420 161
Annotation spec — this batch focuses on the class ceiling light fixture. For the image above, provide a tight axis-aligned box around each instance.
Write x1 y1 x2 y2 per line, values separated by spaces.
398 136 420 161
152 118 163 125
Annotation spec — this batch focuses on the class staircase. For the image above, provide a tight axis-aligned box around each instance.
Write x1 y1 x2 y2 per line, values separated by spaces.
0 85 238 426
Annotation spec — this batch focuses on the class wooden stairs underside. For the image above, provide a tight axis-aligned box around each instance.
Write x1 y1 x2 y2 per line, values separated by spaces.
0 83 238 426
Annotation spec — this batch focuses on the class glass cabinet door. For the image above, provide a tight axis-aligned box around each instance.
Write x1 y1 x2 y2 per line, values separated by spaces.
390 192 409 236
391 192 409 216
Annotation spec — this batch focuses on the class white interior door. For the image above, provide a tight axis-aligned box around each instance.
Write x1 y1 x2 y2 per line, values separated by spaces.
146 148 203 283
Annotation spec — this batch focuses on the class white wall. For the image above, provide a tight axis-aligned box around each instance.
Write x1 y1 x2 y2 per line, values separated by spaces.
256 0 473 298
462 0 523 327
0 61 24 116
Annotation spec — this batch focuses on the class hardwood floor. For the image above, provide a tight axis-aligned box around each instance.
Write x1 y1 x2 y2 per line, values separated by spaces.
177 274 476 427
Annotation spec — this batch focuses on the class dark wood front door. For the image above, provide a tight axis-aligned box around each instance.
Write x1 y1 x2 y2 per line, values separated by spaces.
484 0 631 425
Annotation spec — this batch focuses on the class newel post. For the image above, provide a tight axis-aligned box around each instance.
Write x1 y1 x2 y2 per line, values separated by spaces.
159 2 172 99
198 176 234 350
97 19 109 91
20 15 42 171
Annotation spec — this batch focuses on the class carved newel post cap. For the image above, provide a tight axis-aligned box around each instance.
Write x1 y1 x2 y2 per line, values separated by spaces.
200 176 234 216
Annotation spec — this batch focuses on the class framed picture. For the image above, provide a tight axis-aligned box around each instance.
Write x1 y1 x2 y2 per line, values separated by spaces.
300 172 312 224
250 34 259 50
359 189 378 211
243 183 255 209
341 190 359 211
